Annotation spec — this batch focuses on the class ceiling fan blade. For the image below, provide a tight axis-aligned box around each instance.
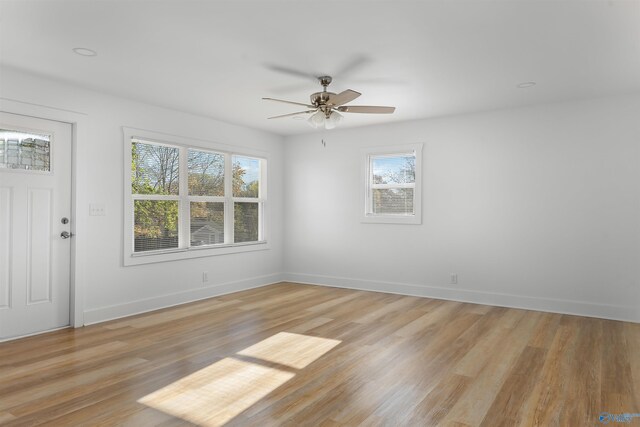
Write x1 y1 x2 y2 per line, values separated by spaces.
328 90 361 106
264 63 319 81
337 105 396 114
262 97 315 108
270 82 314 94
267 110 316 119
334 55 372 79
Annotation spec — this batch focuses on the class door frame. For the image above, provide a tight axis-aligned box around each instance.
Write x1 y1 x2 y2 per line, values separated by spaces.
1 98 87 328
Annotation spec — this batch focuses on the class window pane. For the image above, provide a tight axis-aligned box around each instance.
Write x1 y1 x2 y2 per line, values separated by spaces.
233 155 260 198
190 202 224 246
371 155 415 185
132 140 180 195
234 202 259 243
134 200 179 252
188 150 224 196
0 129 50 171
372 188 414 215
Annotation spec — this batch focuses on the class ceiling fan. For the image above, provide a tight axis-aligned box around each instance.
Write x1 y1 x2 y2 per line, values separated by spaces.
263 76 395 130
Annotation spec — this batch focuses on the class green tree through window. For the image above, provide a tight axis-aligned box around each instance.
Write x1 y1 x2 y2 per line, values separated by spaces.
130 139 265 253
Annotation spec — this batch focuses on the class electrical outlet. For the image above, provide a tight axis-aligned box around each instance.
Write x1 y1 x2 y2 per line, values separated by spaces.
450 273 458 285
202 272 208 283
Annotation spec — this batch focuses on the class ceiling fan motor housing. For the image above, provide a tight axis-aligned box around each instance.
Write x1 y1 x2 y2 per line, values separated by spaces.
311 92 335 108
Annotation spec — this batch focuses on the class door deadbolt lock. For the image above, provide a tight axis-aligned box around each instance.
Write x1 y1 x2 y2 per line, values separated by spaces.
61 217 69 224
60 231 73 239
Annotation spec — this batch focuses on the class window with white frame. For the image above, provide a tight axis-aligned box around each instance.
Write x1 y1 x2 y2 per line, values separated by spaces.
124 129 267 265
362 144 422 224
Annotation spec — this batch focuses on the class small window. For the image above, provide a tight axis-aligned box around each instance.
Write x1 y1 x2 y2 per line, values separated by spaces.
0 129 51 172
362 144 422 224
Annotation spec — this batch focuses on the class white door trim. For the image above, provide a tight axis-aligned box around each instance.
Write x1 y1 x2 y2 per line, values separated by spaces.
1 97 87 328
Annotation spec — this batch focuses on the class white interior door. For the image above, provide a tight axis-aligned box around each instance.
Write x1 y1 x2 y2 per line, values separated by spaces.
0 112 72 340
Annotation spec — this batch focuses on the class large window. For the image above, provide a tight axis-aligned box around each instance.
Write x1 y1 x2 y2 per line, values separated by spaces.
362 144 422 224
124 129 267 265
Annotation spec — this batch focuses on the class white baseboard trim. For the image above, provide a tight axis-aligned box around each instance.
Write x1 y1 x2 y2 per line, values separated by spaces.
83 273 285 326
82 271 639 325
283 272 639 323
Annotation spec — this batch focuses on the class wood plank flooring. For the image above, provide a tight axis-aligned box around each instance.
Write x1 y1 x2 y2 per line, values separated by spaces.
1 282 638 426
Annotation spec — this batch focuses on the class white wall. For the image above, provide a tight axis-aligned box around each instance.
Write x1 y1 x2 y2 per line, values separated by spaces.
283 95 640 322
2 65 638 325
1 67 285 324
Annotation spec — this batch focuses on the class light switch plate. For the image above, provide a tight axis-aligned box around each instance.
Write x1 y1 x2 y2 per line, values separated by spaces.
89 203 106 216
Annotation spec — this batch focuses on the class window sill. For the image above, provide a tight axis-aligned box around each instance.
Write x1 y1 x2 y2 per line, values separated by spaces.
361 215 422 225
123 241 269 266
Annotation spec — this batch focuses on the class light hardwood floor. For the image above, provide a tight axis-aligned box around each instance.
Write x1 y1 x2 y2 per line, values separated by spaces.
1 282 638 426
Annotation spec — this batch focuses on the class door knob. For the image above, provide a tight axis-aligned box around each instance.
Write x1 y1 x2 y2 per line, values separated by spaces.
60 231 73 239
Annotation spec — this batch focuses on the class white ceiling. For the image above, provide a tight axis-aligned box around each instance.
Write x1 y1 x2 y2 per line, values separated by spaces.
1 0 639 136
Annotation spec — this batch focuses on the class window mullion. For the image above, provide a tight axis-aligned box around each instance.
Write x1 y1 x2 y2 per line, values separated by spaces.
189 195 226 203
259 159 266 241
367 155 373 214
371 183 415 190
258 202 264 241
132 194 181 201
179 146 189 249
224 152 234 244
232 197 265 203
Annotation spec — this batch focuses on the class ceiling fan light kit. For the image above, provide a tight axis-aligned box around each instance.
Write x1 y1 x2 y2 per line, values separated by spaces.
263 75 395 130
307 110 343 130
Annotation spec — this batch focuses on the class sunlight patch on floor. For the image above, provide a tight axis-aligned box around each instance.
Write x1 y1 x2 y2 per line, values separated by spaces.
237 332 341 369
138 332 341 426
139 357 294 427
